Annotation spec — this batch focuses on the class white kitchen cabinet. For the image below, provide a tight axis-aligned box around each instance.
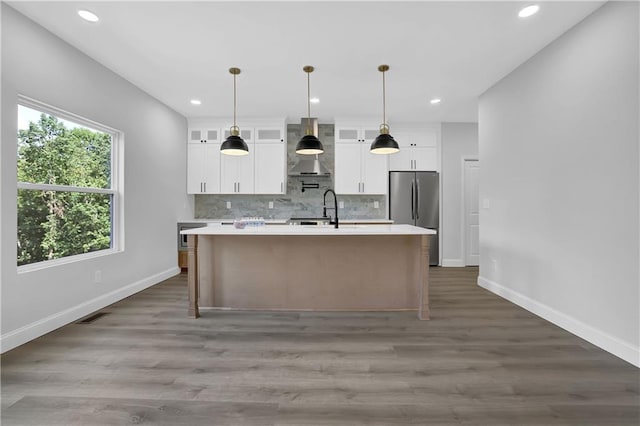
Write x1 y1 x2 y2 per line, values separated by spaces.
187 119 287 195
361 149 389 193
220 126 255 194
188 127 220 144
220 151 254 194
222 127 253 142
389 127 439 171
254 143 286 194
335 126 379 144
187 143 220 194
255 127 285 144
389 146 438 171
335 143 388 195
335 123 388 194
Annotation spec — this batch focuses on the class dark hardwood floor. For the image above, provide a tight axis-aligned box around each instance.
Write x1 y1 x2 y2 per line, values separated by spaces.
2 267 638 425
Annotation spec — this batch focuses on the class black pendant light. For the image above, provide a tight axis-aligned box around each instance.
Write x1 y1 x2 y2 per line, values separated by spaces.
221 67 249 156
370 65 400 155
296 66 324 155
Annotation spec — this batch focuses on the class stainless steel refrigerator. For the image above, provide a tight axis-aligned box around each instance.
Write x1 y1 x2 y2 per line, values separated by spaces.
389 171 439 265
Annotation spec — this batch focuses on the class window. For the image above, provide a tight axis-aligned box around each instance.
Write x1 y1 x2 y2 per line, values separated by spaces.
17 97 122 268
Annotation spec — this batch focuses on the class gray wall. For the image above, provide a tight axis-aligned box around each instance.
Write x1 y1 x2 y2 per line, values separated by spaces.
1 5 188 351
441 123 479 266
195 123 386 219
479 2 639 365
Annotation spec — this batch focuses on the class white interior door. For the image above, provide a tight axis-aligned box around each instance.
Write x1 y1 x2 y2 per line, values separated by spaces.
464 159 480 266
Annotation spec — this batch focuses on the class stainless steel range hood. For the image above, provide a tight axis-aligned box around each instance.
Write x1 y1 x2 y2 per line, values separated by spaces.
289 118 331 176
289 155 331 176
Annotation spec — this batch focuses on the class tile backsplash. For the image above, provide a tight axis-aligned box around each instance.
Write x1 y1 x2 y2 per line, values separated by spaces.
194 123 386 219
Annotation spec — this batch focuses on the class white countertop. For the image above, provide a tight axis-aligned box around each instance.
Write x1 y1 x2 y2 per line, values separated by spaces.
178 219 393 225
180 223 435 236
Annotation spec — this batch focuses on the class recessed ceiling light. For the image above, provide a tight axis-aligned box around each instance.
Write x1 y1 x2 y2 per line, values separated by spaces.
430 98 441 105
310 98 320 104
78 9 99 23
518 5 540 18
190 99 202 105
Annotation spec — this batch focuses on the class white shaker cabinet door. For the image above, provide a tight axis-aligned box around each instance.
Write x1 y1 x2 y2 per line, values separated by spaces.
361 148 388 194
254 143 286 194
413 147 438 171
335 143 362 194
389 148 414 171
187 143 220 193
220 152 254 194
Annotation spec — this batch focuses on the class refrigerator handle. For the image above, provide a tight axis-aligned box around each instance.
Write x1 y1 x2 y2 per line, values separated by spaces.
415 178 420 220
411 180 415 220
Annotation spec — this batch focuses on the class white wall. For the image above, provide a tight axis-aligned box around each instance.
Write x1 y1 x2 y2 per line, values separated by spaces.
479 1 639 366
441 123 478 267
1 5 189 352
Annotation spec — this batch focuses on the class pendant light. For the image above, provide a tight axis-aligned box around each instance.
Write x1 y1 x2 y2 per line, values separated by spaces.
221 67 249 156
370 65 400 154
296 66 324 155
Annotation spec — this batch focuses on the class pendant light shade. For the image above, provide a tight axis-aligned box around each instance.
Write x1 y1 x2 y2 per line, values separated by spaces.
296 66 324 155
370 65 400 155
221 67 249 156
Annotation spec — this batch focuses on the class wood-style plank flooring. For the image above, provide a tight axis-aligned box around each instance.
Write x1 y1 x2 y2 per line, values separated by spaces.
2 267 638 425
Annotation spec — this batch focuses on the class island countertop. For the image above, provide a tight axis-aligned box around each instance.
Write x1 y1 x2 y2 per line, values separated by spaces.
181 223 435 236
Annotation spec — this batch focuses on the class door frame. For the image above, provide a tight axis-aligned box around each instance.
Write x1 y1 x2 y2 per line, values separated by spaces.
461 157 479 266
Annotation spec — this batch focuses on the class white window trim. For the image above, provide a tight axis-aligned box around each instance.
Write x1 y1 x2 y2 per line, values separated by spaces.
17 95 124 272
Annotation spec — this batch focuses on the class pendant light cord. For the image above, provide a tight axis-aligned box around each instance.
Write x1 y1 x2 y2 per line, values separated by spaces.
233 72 237 128
382 69 386 126
307 70 311 133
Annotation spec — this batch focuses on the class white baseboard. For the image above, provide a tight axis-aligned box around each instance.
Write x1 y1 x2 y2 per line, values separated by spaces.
0 266 180 354
478 276 640 368
442 259 465 267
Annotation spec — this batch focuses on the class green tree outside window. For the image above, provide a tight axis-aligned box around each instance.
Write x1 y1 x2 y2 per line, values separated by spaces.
17 109 113 266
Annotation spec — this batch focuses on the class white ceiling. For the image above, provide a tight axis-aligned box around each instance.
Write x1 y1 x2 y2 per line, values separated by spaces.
8 1 605 123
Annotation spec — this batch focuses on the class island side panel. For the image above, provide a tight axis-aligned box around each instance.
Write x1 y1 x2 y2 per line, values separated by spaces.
196 234 421 310
187 234 200 318
419 234 431 320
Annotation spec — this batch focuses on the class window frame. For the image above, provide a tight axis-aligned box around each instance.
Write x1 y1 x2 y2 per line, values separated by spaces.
17 95 124 273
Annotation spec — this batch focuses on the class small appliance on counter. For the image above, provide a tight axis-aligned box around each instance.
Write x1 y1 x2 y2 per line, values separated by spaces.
233 217 266 228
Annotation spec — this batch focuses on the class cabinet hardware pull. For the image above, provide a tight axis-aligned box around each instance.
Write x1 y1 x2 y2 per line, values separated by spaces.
281 182 283 192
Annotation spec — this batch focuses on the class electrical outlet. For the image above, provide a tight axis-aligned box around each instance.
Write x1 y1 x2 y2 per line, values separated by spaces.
339 201 344 209
268 201 274 209
482 199 490 209
374 201 379 209
94 270 102 283
491 259 498 272
226 201 231 209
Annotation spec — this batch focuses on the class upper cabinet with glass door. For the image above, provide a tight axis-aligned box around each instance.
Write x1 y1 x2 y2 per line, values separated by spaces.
188 127 220 144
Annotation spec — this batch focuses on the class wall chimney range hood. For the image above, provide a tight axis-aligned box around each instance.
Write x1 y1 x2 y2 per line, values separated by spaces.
289 118 331 176
289 155 331 176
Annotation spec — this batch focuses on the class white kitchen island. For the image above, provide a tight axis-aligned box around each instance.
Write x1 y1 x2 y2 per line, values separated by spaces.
181 224 436 320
